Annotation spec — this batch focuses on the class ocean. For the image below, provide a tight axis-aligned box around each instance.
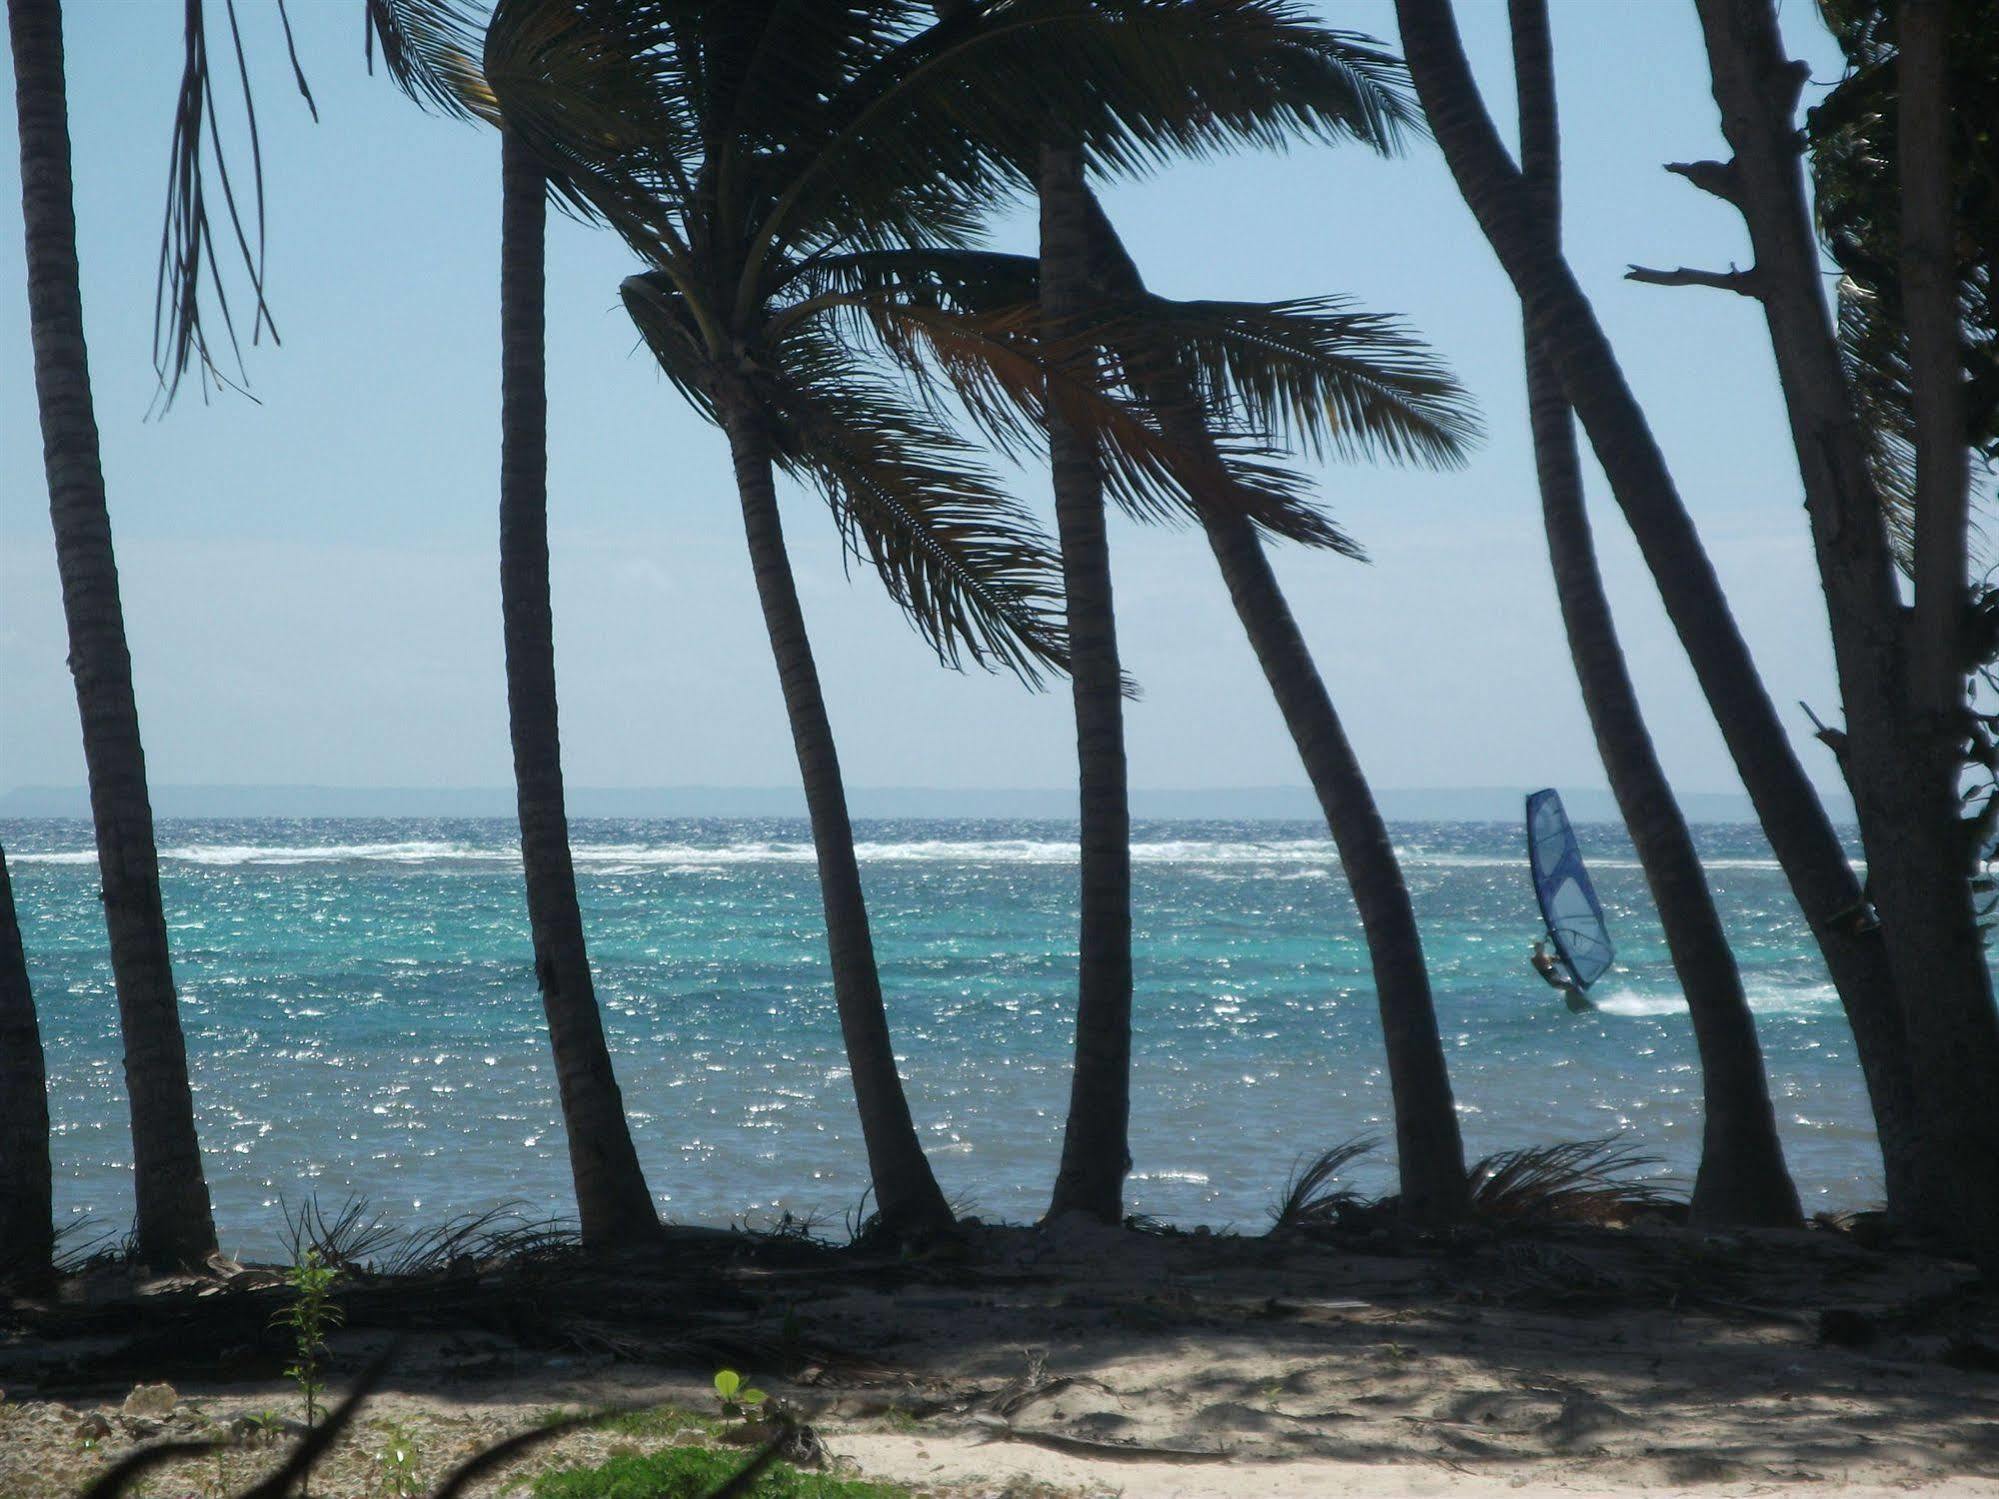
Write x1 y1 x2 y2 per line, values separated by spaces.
1 816 1881 1257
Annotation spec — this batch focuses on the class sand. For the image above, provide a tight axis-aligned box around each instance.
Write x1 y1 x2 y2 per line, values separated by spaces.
3 1217 1995 1497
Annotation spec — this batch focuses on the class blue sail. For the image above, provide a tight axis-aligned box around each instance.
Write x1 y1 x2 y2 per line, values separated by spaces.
1525 789 1614 990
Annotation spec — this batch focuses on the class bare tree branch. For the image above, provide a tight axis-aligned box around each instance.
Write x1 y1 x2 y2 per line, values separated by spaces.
1626 263 1764 297
1664 158 1741 203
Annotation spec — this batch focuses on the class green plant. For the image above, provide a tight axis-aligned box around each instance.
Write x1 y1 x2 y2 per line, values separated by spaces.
374 1419 422 1498
273 1249 344 1464
531 1445 909 1499
711 1370 767 1425
598 1405 720 1443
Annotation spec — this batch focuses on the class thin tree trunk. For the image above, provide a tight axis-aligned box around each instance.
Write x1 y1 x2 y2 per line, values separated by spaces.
1689 0 1997 1255
713 388 954 1240
1065 187 1467 1224
1899 0 1973 720
1041 144 1134 1225
1393 0 1928 1224
9 0 215 1269
1508 0 1800 1227
0 842 53 1286
1201 511 1470 1224
499 129 658 1247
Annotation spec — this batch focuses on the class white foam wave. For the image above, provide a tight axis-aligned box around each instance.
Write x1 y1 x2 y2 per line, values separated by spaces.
5 836 1817 875
1591 980 1840 1020
18 837 1355 869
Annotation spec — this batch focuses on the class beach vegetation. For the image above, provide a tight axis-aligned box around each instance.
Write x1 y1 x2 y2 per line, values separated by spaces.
274 1250 343 1438
531 1446 908 1499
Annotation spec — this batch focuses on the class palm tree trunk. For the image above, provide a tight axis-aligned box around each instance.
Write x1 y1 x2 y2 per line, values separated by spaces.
1509 0 1800 1228
499 129 658 1247
0 842 53 1287
9 0 215 1269
1688 0 1995 1255
1041 144 1134 1225
711 385 954 1240
1393 0 1928 1225
1061 184 1468 1225
1201 511 1469 1224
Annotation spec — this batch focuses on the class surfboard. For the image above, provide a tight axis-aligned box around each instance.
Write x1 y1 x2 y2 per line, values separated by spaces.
1525 788 1615 991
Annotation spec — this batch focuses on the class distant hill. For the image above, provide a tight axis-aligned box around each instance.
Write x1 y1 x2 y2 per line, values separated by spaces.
0 782 1831 823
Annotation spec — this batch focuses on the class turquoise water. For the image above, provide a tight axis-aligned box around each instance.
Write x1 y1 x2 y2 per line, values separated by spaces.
3 817 1879 1256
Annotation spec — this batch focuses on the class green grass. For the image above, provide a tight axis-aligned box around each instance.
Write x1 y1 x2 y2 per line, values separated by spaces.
532 1405 723 1441
531 1446 913 1499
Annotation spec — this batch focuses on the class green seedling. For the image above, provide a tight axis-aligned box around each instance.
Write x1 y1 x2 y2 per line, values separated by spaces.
374 1419 422 1498
711 1369 768 1424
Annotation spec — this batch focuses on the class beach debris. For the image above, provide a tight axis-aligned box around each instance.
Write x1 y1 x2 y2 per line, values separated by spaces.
121 1383 177 1419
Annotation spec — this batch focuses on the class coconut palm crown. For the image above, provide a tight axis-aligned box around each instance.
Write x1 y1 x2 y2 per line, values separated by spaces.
458 0 1440 676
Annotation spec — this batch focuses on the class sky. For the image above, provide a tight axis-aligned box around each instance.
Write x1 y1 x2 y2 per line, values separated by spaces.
1 1 1857 806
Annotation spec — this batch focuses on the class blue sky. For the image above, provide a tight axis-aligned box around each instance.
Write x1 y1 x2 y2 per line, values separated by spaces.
1 1 1854 804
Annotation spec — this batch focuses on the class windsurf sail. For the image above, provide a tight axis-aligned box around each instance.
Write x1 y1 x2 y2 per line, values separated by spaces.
1525 788 1614 990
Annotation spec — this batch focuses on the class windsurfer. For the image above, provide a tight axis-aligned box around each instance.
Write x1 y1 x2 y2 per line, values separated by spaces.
1530 938 1593 1012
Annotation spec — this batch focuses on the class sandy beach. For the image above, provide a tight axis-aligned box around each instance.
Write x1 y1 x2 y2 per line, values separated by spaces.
4 1217 1995 1497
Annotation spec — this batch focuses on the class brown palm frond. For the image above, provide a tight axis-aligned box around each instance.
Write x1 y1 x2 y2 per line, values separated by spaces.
1110 295 1481 469
847 298 1359 549
365 0 493 121
1269 1135 1379 1233
1467 1139 1682 1226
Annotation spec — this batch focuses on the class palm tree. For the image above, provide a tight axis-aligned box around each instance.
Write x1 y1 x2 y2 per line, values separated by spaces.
1076 197 1477 1227
827 201 1484 1227
1027 20 1475 1227
1391 0 1929 1225
0 842 52 1286
1507 0 1799 1227
9 0 217 1269
531 0 1430 1236
1039 141 1134 1224
1685 0 1999 1263
350 4 663 1246
497 126 659 1245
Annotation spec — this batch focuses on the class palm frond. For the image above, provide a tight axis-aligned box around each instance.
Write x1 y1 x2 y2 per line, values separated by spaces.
752 2 1416 275
485 0 704 243
762 340 1072 687
1268 1136 1379 1233
1466 1138 1681 1226
365 0 493 120
153 0 315 406
1111 295 1481 469
834 296 1359 550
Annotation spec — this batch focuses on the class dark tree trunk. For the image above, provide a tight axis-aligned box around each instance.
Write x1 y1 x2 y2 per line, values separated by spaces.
9 0 215 1270
1041 144 1134 1225
1064 186 1466 1224
0 842 53 1287
499 129 658 1247
1688 0 1998 1256
1201 511 1470 1224
1509 0 1800 1227
1393 0 1928 1224
713 389 955 1240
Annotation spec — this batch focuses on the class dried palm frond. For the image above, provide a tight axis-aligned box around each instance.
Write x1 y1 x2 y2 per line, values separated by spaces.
153 0 318 407
1466 1139 1681 1226
1268 1136 1379 1234
277 1195 576 1276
